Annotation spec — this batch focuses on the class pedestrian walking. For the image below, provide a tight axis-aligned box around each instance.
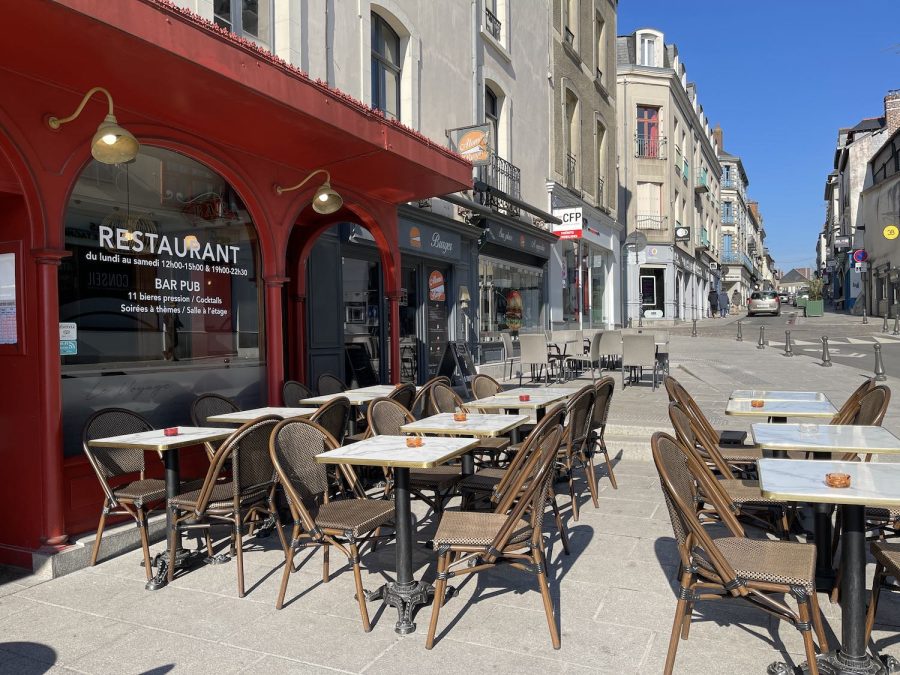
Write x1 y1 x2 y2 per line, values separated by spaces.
731 289 740 315
718 289 729 318
708 288 719 318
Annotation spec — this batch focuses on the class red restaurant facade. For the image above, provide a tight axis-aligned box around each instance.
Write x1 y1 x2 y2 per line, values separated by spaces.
0 0 471 568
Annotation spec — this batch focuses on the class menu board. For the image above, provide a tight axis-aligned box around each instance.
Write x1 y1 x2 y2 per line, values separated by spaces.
437 342 477 396
426 268 449 375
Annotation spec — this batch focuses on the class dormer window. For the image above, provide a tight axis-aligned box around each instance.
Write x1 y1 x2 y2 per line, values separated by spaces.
640 33 657 66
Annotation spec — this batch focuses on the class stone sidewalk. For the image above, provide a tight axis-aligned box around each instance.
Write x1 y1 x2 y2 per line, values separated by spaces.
1 333 899 673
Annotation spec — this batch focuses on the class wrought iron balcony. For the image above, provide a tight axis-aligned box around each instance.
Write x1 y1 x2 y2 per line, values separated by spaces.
722 178 735 189
485 7 501 41
566 153 577 190
695 169 709 193
635 214 666 231
476 152 521 217
721 251 756 273
635 134 666 159
700 227 710 247
721 213 735 225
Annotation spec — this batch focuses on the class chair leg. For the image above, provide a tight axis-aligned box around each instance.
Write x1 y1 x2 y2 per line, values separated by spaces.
275 545 295 610
549 487 570 555
136 509 153 582
534 547 560 649
600 439 618 490
865 562 885 644
568 467 580 522
425 550 450 649
323 543 330 582
830 564 842 605
809 590 830 653
89 501 108 567
349 542 371 632
235 518 246 598
664 571 693 675
583 454 600 510
797 596 820 675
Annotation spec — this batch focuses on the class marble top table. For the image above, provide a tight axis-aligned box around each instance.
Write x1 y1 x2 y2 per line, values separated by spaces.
462 388 571 412
300 384 417 406
751 423 900 456
400 413 529 438
730 389 828 402
758 458 900 673
206 406 317 424
88 426 234 591
316 434 478 636
726 398 837 419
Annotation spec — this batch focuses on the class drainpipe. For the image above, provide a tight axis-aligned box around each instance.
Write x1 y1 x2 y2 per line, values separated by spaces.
620 75 628 327
325 0 335 87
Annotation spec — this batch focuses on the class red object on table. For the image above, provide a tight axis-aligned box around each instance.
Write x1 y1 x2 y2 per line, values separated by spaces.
164 427 179 436
519 394 530 402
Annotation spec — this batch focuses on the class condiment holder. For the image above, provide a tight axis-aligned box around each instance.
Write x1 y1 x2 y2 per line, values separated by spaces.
453 411 468 422
750 399 765 408
519 394 531 402
405 437 424 448
164 427 180 437
825 472 851 488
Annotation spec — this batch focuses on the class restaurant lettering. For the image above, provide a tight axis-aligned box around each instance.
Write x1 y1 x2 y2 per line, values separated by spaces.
98 225 241 264
431 232 454 254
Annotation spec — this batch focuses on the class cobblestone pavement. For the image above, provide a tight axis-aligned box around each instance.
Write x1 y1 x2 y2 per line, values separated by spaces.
1 333 900 673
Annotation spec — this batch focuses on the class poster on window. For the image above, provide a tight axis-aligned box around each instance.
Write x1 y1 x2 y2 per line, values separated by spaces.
0 253 15 345
428 270 446 301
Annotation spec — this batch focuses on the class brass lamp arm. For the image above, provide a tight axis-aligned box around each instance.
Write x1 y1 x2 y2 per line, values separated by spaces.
275 169 331 195
48 87 116 129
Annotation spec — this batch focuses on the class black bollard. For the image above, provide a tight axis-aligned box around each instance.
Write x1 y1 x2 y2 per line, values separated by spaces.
784 330 794 357
638 310 643 328
863 306 869 325
875 343 888 381
821 336 832 367
883 313 889 333
757 325 766 350
736 321 743 342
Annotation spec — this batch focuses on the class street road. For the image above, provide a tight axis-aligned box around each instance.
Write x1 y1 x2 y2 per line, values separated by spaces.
677 309 900 379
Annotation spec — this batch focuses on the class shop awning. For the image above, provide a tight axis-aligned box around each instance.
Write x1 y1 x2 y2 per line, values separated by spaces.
4 0 472 203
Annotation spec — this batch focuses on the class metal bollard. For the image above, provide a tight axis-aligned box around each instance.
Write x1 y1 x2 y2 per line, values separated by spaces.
784 330 794 357
821 336 832 367
894 314 899 337
638 311 643 328
863 306 869 324
628 317 633 328
875 343 888 381
884 314 890 333
757 325 766 349
736 321 743 342
691 319 697 337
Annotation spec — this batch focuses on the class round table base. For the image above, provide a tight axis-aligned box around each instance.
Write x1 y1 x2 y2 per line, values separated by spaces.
769 651 900 674
367 580 434 635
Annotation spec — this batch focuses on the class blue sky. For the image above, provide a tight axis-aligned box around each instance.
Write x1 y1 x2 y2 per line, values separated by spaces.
617 1 900 273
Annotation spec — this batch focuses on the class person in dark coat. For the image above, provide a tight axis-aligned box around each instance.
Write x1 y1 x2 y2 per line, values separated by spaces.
708 288 719 318
718 289 730 318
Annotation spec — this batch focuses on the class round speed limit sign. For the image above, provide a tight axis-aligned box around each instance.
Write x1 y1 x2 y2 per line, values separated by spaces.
885 225 900 241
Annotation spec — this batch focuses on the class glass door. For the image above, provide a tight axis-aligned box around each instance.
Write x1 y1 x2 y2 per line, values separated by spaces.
399 266 419 383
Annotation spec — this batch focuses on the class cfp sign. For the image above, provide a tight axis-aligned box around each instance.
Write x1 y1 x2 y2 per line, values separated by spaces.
551 207 584 240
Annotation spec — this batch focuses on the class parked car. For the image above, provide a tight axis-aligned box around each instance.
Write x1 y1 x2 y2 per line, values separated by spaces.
748 290 781 317
778 292 790 304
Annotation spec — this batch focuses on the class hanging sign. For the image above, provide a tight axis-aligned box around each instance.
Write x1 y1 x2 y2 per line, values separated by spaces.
551 207 584 239
447 124 492 166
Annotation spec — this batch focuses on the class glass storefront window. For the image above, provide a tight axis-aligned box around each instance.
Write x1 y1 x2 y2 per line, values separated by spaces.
479 256 543 335
342 257 381 383
562 240 579 326
590 248 606 327
60 146 265 457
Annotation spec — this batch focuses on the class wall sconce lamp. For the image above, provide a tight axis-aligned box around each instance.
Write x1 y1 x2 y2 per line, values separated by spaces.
274 169 343 214
458 285 472 307
47 87 139 164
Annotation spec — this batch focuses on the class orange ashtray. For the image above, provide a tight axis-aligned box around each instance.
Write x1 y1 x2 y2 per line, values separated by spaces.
164 427 179 436
750 400 765 408
519 394 531 402
405 437 423 448
453 412 468 422
825 473 851 488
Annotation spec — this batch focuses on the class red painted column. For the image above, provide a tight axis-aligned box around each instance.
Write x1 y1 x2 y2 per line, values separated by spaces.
33 249 70 546
264 275 288 405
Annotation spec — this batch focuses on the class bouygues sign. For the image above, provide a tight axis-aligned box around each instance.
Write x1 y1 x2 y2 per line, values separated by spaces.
551 207 584 240
448 124 492 166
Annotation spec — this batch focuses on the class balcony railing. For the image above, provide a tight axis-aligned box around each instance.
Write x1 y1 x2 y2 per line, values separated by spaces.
635 134 666 159
485 7 501 41
721 251 756 273
476 152 521 217
695 169 709 193
722 178 735 189
721 213 735 225
700 227 709 247
635 214 666 231
565 153 577 190
596 176 604 206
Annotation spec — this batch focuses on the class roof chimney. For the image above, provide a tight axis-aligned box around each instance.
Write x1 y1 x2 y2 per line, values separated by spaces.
886 90 900 135
713 124 723 152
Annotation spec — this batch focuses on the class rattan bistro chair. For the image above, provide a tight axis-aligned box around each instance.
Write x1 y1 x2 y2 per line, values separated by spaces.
269 418 395 630
651 432 829 675
317 373 346 395
586 376 618 489
282 380 314 407
431 381 511 467
425 421 565 650
388 382 417 411
82 409 166 579
558 385 597 521
309 395 352 446
367 397 461 513
166 416 281 597
471 373 502 400
410 376 451 420
191 393 241 460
